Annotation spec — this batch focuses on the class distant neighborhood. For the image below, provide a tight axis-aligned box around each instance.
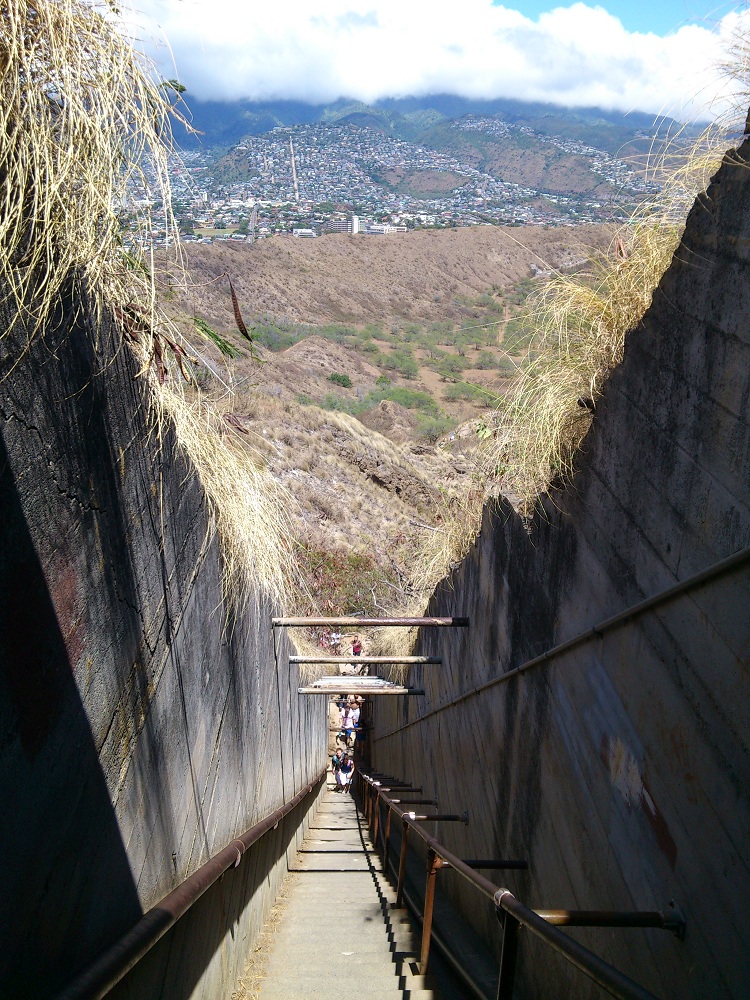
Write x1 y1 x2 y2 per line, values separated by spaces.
123 115 660 249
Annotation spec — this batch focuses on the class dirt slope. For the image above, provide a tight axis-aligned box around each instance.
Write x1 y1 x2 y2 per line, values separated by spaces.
172 224 610 329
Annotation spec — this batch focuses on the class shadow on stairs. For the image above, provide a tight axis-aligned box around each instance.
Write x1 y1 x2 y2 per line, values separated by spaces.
254 788 464 999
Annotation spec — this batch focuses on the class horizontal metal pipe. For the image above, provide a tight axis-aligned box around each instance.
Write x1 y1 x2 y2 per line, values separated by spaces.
402 813 467 822
298 687 424 695
535 909 685 934
372 782 420 789
365 769 671 1000
378 808 498 903
376 787 423 794
385 851 490 1000
273 616 469 627
360 775 491 896
56 771 326 1000
389 799 438 806
496 891 659 1000
374 544 750 743
289 655 443 663
451 859 529 870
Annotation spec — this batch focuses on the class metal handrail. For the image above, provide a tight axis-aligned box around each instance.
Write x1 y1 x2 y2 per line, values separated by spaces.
495 891 659 1000
56 769 327 1000
374 544 750 742
357 770 682 1000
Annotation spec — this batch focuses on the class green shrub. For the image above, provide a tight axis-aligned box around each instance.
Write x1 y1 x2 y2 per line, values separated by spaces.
375 374 391 387
328 372 352 388
435 355 467 379
383 348 418 379
384 386 438 413
321 393 354 413
502 318 531 353
252 319 302 351
298 544 396 616
415 413 457 441
442 382 488 402
321 323 356 344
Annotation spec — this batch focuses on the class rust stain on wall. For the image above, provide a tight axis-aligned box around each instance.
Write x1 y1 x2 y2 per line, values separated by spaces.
50 563 85 668
600 734 678 870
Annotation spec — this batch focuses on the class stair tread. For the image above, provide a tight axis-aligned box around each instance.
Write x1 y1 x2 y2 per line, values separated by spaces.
256 790 442 1000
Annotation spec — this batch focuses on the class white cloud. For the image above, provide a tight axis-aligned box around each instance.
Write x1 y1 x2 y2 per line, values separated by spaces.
126 1 748 120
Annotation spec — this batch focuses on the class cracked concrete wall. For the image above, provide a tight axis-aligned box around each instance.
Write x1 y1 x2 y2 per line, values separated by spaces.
0 284 327 998
372 141 750 997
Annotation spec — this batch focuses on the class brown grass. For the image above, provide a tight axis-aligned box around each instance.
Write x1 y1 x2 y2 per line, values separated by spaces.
231 871 299 1000
481 111 748 514
0 0 181 342
168 225 611 329
150 382 306 612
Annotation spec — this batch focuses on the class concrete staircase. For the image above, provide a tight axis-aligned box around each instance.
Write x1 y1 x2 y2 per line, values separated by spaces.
257 788 442 999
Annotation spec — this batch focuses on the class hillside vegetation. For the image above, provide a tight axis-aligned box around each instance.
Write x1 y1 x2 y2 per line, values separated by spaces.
159 224 613 625
8 0 743 661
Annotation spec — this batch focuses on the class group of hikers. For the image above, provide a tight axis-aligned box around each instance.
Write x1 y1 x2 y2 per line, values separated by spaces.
322 631 367 791
320 631 363 658
331 694 364 792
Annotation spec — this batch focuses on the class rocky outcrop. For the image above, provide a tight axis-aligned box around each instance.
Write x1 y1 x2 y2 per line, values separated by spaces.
331 426 440 510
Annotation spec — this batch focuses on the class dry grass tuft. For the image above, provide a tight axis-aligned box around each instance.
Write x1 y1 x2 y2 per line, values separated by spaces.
481 220 681 508
231 871 299 1000
368 626 419 683
152 381 304 612
481 106 747 514
0 0 180 341
409 486 485 606
0 1 305 615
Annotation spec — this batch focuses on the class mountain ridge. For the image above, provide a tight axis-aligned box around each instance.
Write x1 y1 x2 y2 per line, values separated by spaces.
176 92 692 151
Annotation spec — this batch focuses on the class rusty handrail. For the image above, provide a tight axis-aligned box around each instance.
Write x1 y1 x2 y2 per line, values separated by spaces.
495 890 659 1000
56 769 327 1000
357 769 681 1000
361 773 500 902
374 543 750 742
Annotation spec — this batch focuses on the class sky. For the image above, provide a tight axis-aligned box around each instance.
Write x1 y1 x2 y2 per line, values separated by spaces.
127 1 750 121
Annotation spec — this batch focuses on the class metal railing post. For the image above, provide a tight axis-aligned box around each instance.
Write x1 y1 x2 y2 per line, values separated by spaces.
357 767 677 1000
396 819 410 908
496 909 520 1000
420 849 443 974
384 806 392 872
372 789 381 846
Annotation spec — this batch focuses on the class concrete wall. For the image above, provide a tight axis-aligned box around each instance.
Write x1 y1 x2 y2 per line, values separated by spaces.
372 141 750 997
0 283 327 998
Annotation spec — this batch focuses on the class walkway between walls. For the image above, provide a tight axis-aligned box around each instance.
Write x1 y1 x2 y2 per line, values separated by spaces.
256 787 443 999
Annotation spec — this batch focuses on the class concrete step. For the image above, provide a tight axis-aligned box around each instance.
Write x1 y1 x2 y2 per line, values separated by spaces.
256 791 443 1000
279 929 415 945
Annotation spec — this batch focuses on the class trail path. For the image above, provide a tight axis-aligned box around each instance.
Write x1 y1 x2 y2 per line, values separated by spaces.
257 788 441 999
